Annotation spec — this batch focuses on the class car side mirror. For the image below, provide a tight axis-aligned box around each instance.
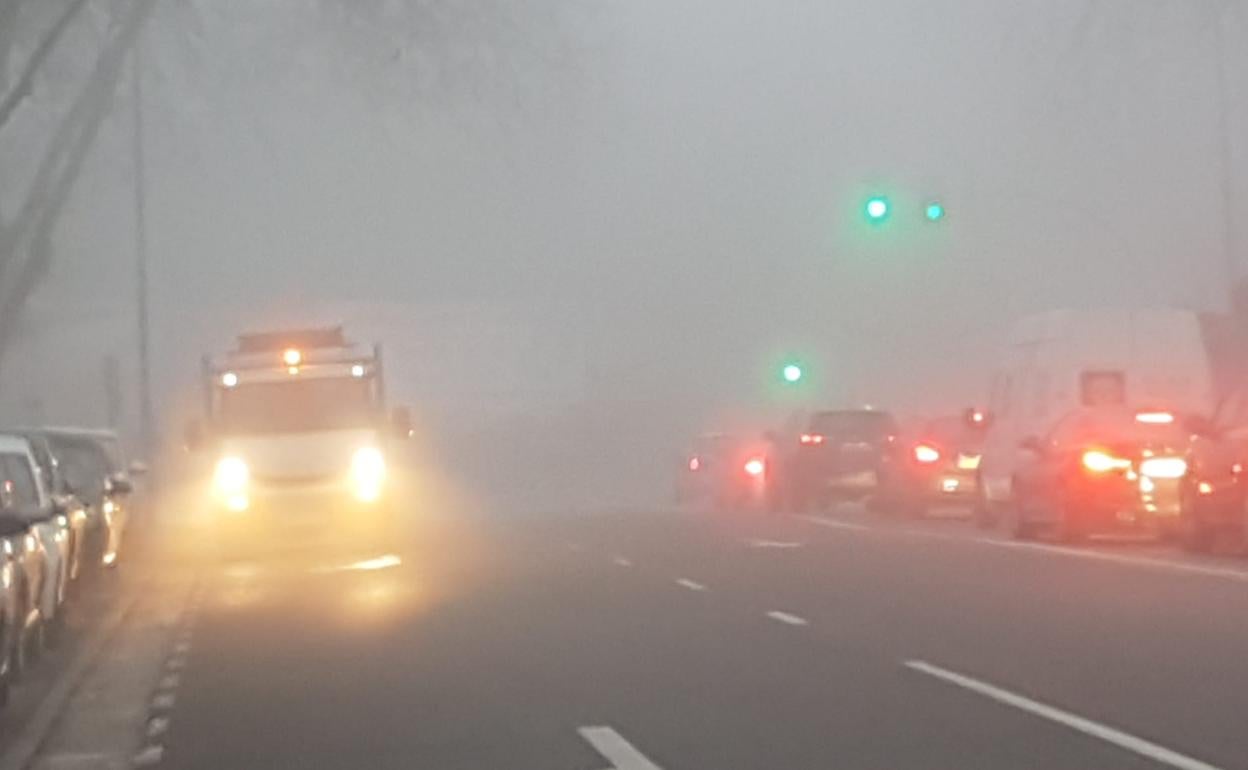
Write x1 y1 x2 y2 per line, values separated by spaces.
391 407 412 439
184 420 205 452
1018 436 1044 453
106 473 133 496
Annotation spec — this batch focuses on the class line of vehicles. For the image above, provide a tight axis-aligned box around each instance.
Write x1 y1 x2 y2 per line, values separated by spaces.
679 308 1248 554
0 426 142 707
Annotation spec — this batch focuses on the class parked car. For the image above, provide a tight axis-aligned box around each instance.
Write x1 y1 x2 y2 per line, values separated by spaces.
0 436 57 679
36 429 139 569
979 308 1215 520
8 431 90 587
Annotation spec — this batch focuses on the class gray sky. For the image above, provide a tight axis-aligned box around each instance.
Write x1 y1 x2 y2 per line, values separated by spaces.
2 0 1245 507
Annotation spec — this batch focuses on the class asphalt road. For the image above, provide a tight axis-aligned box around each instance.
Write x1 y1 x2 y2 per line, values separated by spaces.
128 500 1248 770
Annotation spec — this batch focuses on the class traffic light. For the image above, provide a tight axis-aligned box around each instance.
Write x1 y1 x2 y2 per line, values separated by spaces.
864 196 890 223
925 202 945 222
782 363 803 383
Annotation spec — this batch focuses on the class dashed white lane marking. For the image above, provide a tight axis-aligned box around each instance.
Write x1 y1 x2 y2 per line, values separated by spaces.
173 640 192 655
132 745 165 766
675 578 707 592
151 692 176 711
799 515 869 532
146 716 170 738
744 538 804 549
612 556 633 568
766 610 809 626
159 673 181 690
905 660 1223 770
578 726 664 770
800 516 1248 584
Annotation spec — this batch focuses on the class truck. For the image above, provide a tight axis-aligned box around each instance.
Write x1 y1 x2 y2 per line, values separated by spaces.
187 327 410 555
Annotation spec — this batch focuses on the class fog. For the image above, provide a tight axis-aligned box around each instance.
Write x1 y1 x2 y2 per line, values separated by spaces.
1 1 1244 512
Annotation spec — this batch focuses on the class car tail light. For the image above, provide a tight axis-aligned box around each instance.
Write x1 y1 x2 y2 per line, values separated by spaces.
913 444 941 463
1081 449 1130 473
800 433 825 445
743 458 766 477
1135 411 1174 425
688 457 701 472
1139 456 1187 479
1198 481 1214 495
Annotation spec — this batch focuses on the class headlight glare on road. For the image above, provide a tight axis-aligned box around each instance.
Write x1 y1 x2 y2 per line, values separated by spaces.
351 447 386 502
1139 457 1187 479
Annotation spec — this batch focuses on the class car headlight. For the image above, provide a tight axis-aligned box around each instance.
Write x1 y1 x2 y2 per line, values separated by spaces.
213 456 250 511
350 447 386 502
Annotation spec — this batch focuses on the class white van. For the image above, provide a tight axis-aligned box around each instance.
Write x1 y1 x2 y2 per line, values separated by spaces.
979 308 1215 511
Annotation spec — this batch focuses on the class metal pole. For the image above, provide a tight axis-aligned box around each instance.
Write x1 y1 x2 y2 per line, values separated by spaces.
131 39 154 457
1213 7 1241 309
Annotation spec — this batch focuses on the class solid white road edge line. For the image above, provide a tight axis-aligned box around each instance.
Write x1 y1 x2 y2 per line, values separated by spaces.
675 578 707 591
766 610 809 626
904 660 1224 770
578 726 664 770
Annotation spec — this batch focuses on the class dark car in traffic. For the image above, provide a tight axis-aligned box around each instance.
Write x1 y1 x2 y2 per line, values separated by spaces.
771 409 899 511
875 409 990 517
1010 407 1189 542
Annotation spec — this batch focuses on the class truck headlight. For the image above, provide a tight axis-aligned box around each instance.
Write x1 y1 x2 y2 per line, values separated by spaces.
214 456 250 511
351 447 386 502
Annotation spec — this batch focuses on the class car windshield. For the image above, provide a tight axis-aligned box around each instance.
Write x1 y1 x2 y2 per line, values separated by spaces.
46 438 112 506
219 378 377 434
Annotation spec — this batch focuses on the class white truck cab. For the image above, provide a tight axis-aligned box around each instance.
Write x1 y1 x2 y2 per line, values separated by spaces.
190 327 409 552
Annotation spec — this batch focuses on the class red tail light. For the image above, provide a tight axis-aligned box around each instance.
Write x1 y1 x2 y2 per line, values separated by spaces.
743 458 766 477
800 433 825 445
913 444 941 463
688 457 700 472
1135 411 1175 425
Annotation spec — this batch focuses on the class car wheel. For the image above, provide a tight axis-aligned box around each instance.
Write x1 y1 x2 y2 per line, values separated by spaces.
1010 492 1037 541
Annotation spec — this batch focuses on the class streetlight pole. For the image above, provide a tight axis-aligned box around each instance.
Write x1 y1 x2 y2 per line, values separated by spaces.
131 38 154 458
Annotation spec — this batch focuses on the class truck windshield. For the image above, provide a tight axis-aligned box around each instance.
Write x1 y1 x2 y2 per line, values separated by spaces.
220 378 376 434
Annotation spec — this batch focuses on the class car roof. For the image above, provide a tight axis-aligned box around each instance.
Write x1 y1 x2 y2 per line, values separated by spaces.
0 433 34 455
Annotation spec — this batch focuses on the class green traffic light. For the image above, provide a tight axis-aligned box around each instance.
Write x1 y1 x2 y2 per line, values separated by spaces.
864 196 890 222
782 364 803 383
925 202 945 221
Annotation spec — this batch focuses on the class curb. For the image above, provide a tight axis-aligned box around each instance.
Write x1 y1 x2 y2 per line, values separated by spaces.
0 594 138 770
